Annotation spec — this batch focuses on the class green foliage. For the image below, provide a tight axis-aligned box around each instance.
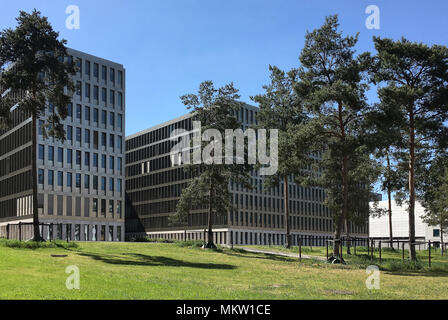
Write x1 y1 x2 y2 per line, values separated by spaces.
170 81 252 241
293 15 378 250
0 9 76 136
0 238 78 249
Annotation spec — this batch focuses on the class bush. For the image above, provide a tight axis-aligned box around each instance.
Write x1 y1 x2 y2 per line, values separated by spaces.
0 239 78 249
176 240 204 248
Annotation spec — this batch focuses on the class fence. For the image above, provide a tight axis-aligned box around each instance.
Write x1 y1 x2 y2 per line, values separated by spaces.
0 222 74 242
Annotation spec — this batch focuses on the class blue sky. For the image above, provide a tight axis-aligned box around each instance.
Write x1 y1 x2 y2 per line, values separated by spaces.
1 0 447 138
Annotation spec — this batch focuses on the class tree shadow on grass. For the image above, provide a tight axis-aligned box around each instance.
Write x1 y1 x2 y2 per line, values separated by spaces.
77 251 236 270
221 249 298 263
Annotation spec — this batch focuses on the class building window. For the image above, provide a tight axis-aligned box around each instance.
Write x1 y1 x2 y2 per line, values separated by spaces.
38 144 44 160
116 200 122 219
38 169 44 184
108 226 113 241
102 88 107 103
92 225 97 241
57 147 63 163
93 153 98 167
109 177 114 191
109 112 115 128
118 70 123 88
85 106 90 121
109 200 114 214
84 174 90 189
76 150 81 165
101 225 106 241
75 225 80 241
67 149 73 164
57 171 63 186
67 172 72 187
85 129 90 144
93 85 99 100
93 63 99 78
117 92 122 109
102 65 107 82
67 103 73 117
48 146 54 161
101 110 107 126
117 179 122 193
76 127 81 142
93 175 98 190
434 229 440 237
85 83 90 99
84 152 90 166
109 156 114 171
85 60 90 75
101 177 106 191
110 90 115 106
117 114 122 131
101 155 106 169
101 132 107 147
116 226 121 241
84 225 89 241
67 125 73 141
109 134 115 150
76 173 81 188
76 81 81 96
48 170 54 185
76 104 82 120
110 68 115 84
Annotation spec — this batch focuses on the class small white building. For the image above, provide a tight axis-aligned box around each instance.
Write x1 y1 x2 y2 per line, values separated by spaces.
369 200 443 246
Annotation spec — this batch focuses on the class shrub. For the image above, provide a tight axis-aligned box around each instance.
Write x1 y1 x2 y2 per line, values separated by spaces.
0 239 78 249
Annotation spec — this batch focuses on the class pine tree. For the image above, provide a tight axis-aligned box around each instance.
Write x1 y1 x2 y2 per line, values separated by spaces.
251 66 308 248
294 15 377 259
0 10 75 241
170 81 252 248
371 37 448 260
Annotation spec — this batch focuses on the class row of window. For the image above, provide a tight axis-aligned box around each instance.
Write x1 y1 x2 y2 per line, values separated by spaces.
43 224 122 242
44 105 123 132
75 83 123 110
38 169 122 192
38 145 122 172
75 57 123 89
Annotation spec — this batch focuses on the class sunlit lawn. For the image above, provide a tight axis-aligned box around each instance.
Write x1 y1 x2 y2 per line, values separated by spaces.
1 241 447 299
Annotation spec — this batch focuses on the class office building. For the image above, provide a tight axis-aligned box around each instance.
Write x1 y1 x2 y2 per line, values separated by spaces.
0 48 125 241
125 104 369 245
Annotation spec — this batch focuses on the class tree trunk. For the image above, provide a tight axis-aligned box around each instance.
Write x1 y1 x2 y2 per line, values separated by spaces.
32 113 41 241
386 152 393 249
408 111 417 261
284 176 291 248
205 178 216 249
441 221 444 255
345 217 351 255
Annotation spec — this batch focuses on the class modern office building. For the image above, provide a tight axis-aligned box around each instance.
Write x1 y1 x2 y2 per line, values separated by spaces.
0 48 125 241
125 104 369 245
369 200 443 246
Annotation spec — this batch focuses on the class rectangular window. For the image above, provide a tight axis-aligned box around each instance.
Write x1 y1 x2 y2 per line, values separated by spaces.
118 70 123 88
85 83 90 99
93 153 98 167
109 156 114 171
67 103 73 117
108 226 113 241
101 132 107 147
109 177 114 191
67 125 73 141
57 171 63 186
76 81 81 96
76 127 81 142
48 146 54 161
102 65 107 82
93 108 99 122
48 170 54 185
109 134 115 149
76 173 81 188
101 88 107 102
93 175 98 190
117 114 122 131
101 176 106 190
117 157 122 174
109 90 115 106
109 112 115 128
117 92 122 109
85 60 90 75
67 149 73 164
101 110 107 126
76 104 82 120
110 68 115 83
38 120 44 135
117 179 122 193
85 106 90 121
57 147 63 162
93 63 99 78
84 152 90 166
101 155 106 169
38 144 44 160
67 172 72 187
117 136 122 152
93 86 98 100
38 169 44 184
84 129 90 144
76 150 81 165
84 174 90 189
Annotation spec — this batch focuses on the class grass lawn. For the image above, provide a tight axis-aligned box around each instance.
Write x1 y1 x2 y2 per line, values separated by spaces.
0 239 447 299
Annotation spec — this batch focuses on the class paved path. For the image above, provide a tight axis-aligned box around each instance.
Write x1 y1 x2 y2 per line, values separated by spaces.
226 246 327 261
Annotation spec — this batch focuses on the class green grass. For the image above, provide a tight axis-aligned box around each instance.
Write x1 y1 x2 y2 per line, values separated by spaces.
0 240 447 299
